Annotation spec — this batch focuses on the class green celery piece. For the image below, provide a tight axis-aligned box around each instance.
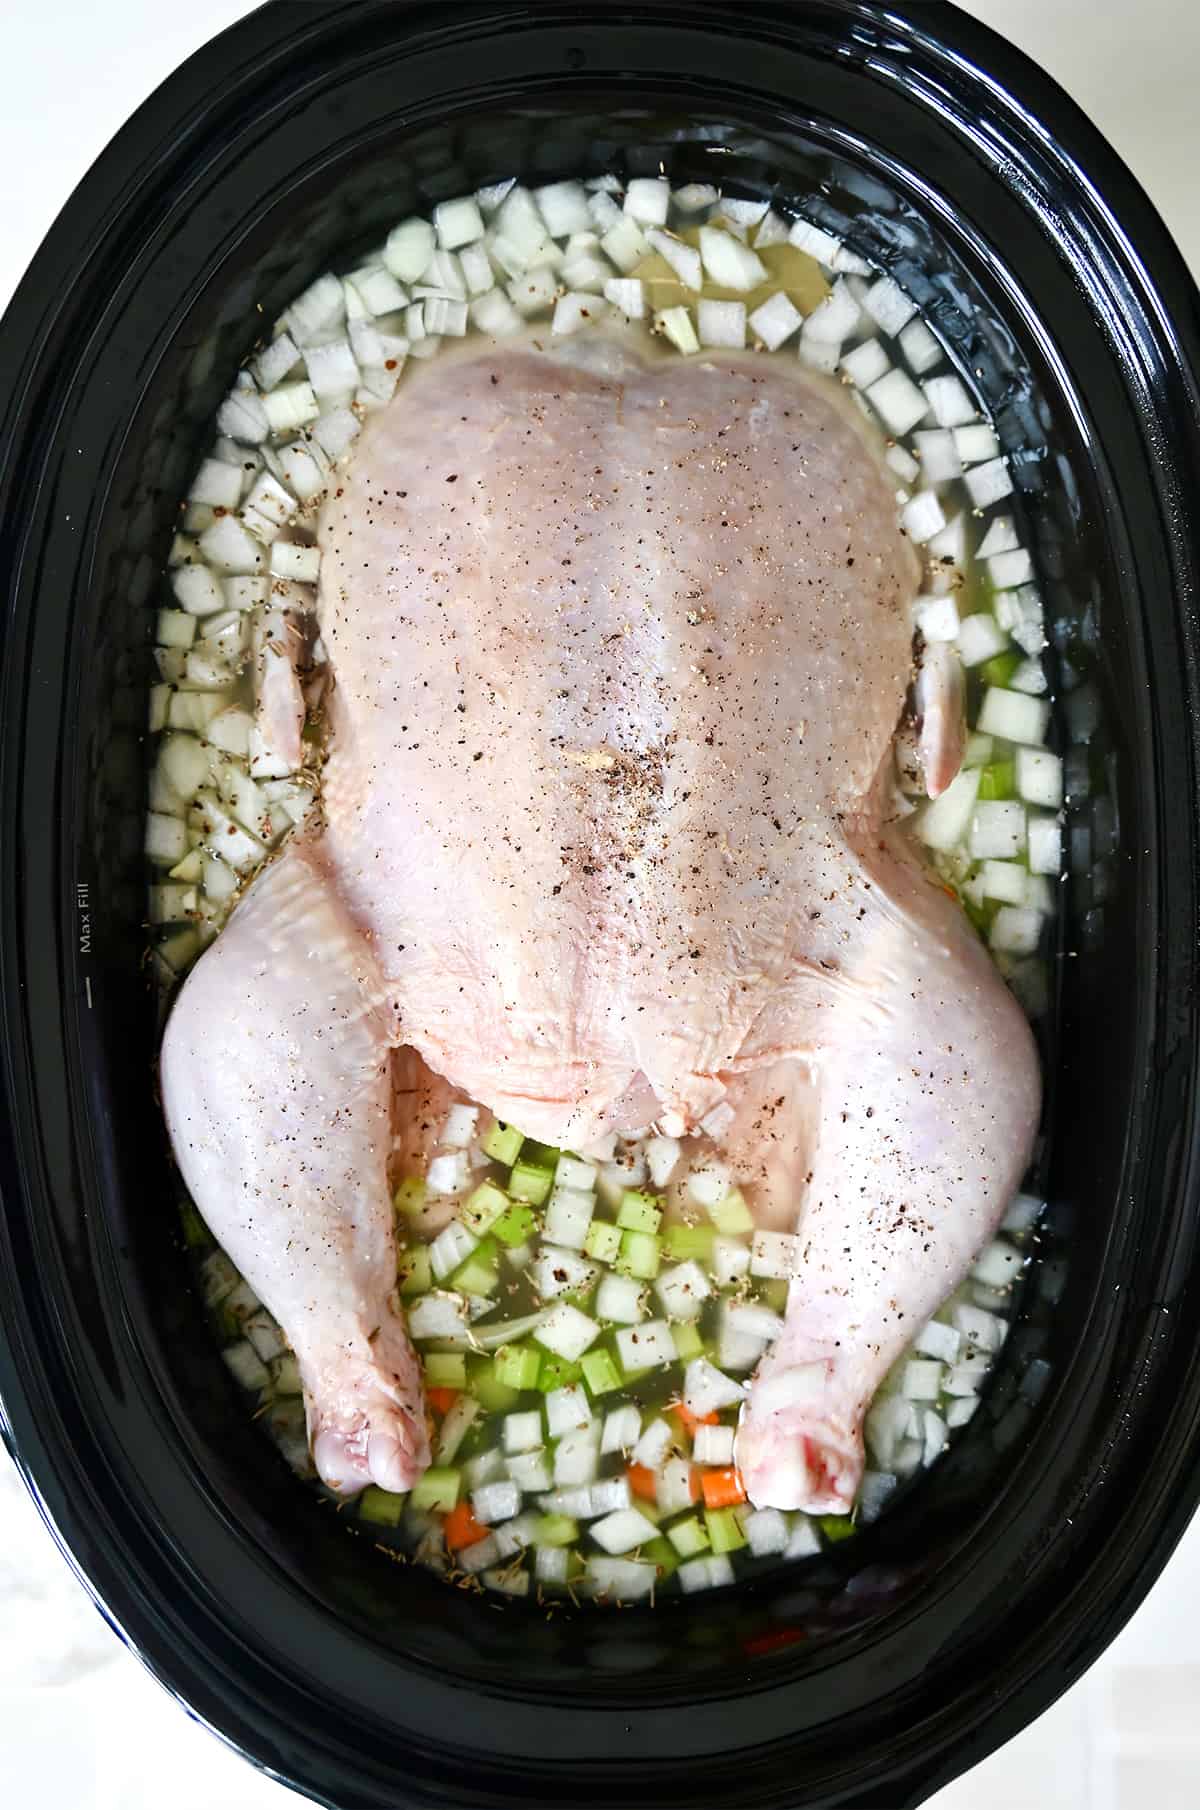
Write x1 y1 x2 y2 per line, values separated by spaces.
979 650 1020 689
666 1513 710 1558
410 1466 461 1513
422 1351 466 1389
671 1322 705 1362
467 1356 521 1413
964 895 1000 937
522 1139 562 1171
491 1201 537 1247
461 1181 509 1236
617 1190 663 1235
398 1246 432 1296
393 1176 427 1217
580 1347 622 1396
533 1513 578 1547
451 1245 501 1297
537 1353 583 1393
641 1535 680 1579
359 1486 407 1527
509 1160 553 1205
977 758 1016 802
707 1189 755 1237
480 1119 524 1166
179 1200 211 1249
584 1220 622 1263
820 1514 857 1544
617 1228 661 1280
494 1342 542 1391
757 1277 789 1315
704 1506 748 1555
664 1221 715 1263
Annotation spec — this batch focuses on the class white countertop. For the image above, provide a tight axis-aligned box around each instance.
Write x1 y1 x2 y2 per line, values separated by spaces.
3 4 1198 1806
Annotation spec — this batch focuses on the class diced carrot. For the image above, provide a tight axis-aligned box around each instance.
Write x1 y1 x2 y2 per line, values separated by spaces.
743 1626 806 1658
426 1386 460 1416
700 1466 747 1509
443 1500 487 1551
627 1463 659 1502
670 1401 719 1436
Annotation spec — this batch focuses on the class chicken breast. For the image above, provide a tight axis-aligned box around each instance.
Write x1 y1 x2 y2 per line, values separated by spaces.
161 334 1039 1509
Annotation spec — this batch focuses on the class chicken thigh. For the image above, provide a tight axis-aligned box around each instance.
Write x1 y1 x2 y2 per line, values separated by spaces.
161 333 1039 1510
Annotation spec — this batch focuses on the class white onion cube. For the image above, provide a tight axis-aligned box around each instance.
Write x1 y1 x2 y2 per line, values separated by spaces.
749 290 803 350
1027 813 1062 875
472 1480 520 1526
869 368 930 437
698 226 766 291
595 1273 647 1325
615 1320 676 1372
841 339 889 388
683 1357 747 1417
603 278 644 319
600 1404 642 1455
631 1417 674 1472
922 375 977 427
900 489 946 545
964 455 1014 508
863 275 919 336
591 1508 658 1555
623 178 670 225
750 1231 798 1280
654 1260 711 1321
693 1424 736 1466
977 687 1050 746
697 299 747 349
535 1303 599 1362
898 317 942 374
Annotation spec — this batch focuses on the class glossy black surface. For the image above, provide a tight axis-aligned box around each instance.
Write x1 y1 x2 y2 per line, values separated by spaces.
1 3 1198 1806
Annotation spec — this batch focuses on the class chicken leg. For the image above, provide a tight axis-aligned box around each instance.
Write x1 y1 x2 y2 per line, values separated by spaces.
161 836 429 1494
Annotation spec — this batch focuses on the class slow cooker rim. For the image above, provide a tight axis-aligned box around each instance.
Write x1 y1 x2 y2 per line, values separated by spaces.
1 5 1199 1808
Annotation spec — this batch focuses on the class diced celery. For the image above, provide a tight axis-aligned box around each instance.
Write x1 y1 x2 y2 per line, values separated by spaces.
394 1177 427 1216
398 1247 432 1296
580 1348 622 1396
641 1535 680 1579
492 1201 537 1247
532 1512 578 1547
707 1189 755 1236
617 1229 662 1280
977 759 1016 802
179 1201 210 1249
757 1278 789 1315
667 1514 710 1558
617 1190 663 1235
410 1466 461 1513
423 1352 466 1389
537 1353 583 1393
522 1139 562 1170
584 1220 622 1263
671 1322 705 1362
509 1161 553 1205
359 1486 407 1527
979 650 1020 690
820 1514 857 1544
451 1243 501 1297
664 1221 715 1264
494 1342 542 1391
705 1506 748 1555
481 1119 524 1166
461 1181 509 1235
467 1356 521 1413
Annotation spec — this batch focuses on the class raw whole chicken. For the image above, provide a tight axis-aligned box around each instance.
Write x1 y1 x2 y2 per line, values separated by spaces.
161 332 1040 1511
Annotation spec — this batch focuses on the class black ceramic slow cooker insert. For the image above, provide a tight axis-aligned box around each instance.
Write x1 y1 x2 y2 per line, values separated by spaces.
1 4 1199 1807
